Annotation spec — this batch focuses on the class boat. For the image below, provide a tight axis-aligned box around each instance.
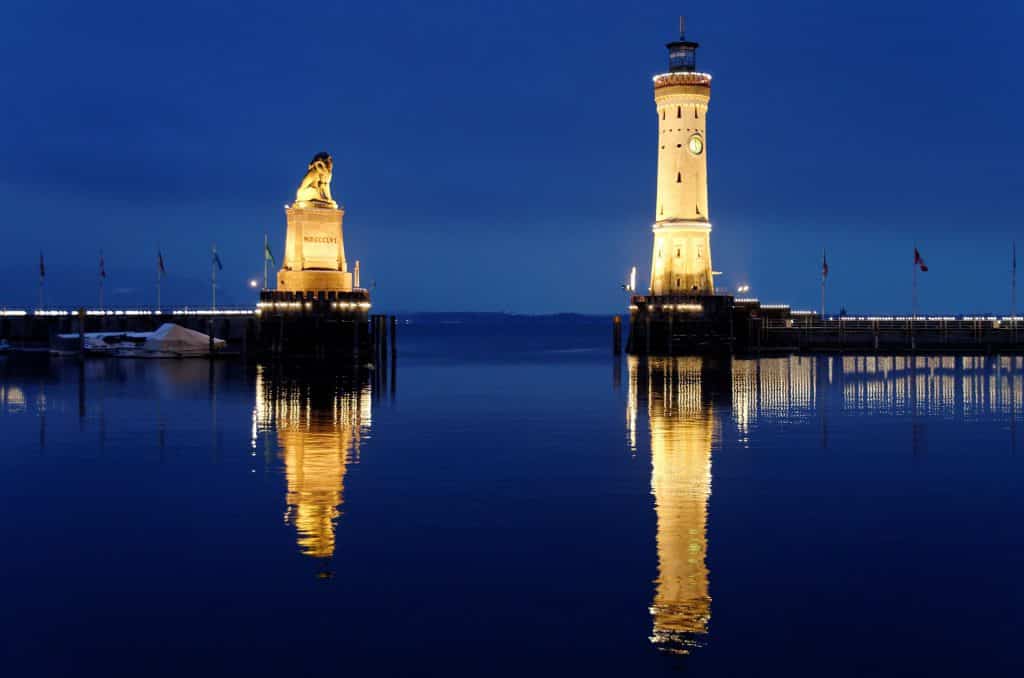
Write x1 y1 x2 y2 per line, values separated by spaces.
50 330 150 356
112 323 226 358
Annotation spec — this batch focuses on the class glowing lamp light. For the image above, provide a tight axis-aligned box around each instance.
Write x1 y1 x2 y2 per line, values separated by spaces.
249 279 259 288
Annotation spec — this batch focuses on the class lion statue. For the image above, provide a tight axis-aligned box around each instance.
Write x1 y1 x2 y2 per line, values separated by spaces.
294 152 337 207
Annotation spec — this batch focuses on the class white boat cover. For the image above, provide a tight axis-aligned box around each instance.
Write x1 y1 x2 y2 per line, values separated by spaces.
141 323 225 356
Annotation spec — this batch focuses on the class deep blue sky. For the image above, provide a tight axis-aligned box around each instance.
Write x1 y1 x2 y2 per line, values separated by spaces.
2 0 1022 314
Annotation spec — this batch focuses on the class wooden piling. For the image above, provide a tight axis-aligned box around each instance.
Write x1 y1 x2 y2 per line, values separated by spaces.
389 315 397 361
78 307 85 357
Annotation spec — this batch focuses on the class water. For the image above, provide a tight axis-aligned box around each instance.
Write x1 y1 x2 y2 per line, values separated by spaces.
2 317 1022 676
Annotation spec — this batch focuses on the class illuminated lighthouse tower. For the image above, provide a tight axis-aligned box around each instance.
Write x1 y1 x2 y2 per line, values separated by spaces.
649 19 714 296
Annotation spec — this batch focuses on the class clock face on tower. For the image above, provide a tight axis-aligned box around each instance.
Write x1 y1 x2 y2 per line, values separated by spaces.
688 134 704 155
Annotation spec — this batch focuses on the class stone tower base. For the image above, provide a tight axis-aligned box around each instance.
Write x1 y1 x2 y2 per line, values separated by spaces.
277 269 353 292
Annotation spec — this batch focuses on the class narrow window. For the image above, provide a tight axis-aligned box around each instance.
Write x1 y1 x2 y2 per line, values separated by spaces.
661 110 665 120
676 172 682 183
694 107 698 119
676 278 681 288
676 248 681 258
676 106 681 118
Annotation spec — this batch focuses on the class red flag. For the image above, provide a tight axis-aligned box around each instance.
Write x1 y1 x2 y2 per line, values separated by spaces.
914 248 928 272
822 250 829 279
39 251 45 279
100 252 107 279
158 250 166 276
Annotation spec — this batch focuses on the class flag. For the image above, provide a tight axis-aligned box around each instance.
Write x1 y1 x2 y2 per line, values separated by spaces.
914 248 928 272
158 250 166 276
822 250 829 279
39 251 45 279
212 247 223 271
99 252 106 278
264 241 275 266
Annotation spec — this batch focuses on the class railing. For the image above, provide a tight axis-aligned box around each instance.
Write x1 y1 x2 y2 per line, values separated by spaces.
0 307 256 317
764 318 1024 330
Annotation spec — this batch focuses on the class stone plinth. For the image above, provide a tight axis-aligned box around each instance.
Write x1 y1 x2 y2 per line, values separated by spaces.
277 205 352 292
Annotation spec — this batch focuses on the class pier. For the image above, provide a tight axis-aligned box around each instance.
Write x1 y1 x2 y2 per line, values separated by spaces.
0 306 397 360
626 296 1024 355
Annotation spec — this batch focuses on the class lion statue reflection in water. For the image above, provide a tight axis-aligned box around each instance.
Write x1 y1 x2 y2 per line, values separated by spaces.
294 152 337 207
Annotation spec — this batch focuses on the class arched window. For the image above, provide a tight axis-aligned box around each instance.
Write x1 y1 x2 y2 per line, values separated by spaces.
676 106 681 118
661 110 665 120
676 172 682 183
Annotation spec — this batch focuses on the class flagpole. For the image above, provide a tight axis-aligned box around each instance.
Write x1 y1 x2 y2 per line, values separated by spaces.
99 251 105 312
912 247 917 321
39 255 44 311
1013 240 1017 340
821 249 826 320
263 233 269 290
157 261 162 312
212 243 217 311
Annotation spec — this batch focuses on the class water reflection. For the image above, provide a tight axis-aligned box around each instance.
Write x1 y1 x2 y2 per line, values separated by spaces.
728 355 1024 429
625 353 1024 655
253 364 373 565
629 356 728 654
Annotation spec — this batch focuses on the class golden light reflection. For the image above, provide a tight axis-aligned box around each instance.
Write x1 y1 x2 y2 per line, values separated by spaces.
725 355 1024 428
630 356 721 654
2 385 27 413
254 364 372 562
627 353 1024 655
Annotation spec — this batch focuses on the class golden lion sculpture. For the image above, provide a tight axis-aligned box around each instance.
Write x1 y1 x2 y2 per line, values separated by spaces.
294 152 337 208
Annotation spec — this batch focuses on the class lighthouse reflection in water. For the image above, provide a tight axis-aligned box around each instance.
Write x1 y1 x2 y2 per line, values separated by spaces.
628 356 724 655
252 365 373 564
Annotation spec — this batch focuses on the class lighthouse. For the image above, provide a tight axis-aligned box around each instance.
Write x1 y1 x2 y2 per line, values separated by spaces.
649 19 714 296
628 20 734 355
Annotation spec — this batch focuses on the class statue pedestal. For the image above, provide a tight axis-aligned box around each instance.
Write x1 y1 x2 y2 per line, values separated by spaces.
277 205 353 292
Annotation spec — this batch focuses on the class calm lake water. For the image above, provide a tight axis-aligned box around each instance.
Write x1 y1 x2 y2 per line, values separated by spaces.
2 316 1022 676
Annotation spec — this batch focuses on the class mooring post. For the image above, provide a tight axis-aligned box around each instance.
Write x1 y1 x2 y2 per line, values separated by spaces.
390 315 397 361
352 317 360 360
371 315 379 361
373 315 380 363
387 321 395 401
78 307 86 357
644 315 652 355
612 315 622 355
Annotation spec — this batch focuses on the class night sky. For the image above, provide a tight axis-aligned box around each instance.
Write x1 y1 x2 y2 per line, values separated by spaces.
2 0 1022 314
